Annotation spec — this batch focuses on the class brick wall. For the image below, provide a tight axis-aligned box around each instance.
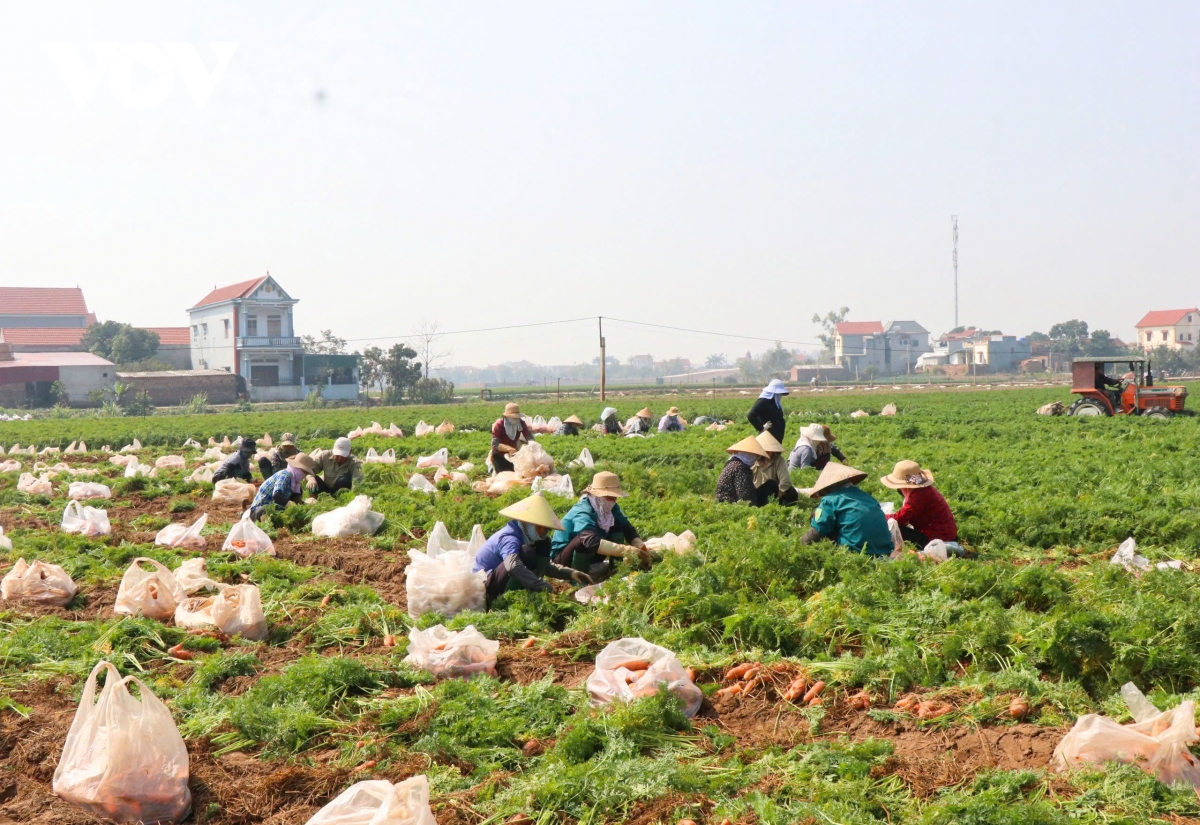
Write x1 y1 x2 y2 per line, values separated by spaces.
117 373 238 405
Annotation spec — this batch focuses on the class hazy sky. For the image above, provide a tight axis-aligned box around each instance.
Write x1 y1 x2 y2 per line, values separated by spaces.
1 2 1196 367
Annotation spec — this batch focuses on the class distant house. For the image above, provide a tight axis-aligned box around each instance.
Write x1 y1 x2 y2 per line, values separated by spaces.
189 275 306 402
0 287 96 329
0 327 86 352
141 327 192 370
971 335 1031 372
834 320 931 375
0 343 114 407
1135 309 1199 352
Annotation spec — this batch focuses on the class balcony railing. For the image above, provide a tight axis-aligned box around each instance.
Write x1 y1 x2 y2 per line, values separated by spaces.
236 336 302 349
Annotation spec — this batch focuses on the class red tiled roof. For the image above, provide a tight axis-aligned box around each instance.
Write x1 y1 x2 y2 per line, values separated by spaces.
835 321 885 336
1135 308 1198 328
0 327 86 346
191 277 266 309
141 327 190 345
0 287 90 316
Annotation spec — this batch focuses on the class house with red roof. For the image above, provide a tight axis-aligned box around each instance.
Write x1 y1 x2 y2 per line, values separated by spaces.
1135 309 1200 352
834 320 932 375
0 287 96 329
188 274 306 400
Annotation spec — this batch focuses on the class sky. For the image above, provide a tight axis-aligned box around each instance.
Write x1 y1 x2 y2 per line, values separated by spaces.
0 2 1197 368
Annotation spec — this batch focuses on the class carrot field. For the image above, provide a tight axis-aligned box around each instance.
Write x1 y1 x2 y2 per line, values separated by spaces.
2 384 1200 825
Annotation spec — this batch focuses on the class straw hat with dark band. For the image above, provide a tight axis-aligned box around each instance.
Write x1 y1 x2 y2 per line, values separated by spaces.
499 493 564 530
503 403 522 419
807 462 868 498
880 460 935 489
726 435 769 459
667 406 680 416
584 471 629 498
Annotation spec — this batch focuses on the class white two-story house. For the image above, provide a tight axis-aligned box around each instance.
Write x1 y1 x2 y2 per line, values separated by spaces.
188 275 306 401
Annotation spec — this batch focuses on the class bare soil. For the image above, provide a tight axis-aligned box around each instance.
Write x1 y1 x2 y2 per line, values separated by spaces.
273 534 410 612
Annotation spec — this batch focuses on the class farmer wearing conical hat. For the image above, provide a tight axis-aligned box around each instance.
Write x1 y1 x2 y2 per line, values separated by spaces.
716 435 770 505
657 406 688 433
799 462 892 557
753 430 798 506
473 493 592 606
748 378 790 443
552 471 650 575
623 407 654 435
490 403 533 473
880 460 958 548
556 415 585 437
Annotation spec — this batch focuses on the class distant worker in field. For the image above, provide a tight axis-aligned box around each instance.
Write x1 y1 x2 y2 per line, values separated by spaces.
473 493 591 606
716 435 770 505
880 460 958 548
657 407 688 432
789 424 846 471
623 407 654 435
799 463 892 557
753 431 798 506
307 437 363 495
212 437 257 483
556 415 585 436
490 403 533 472
249 453 317 521
552 471 650 575
600 407 622 435
257 433 299 481
747 378 790 442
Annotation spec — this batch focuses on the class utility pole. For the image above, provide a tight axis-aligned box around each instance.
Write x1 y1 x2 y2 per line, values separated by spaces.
951 215 959 329
598 316 606 401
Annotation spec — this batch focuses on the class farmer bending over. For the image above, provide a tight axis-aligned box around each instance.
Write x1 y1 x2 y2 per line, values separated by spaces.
258 433 299 481
789 424 846 470
600 407 622 435
491 403 532 472
308 437 363 495
753 430 798 506
716 435 769 505
212 437 256 483
473 493 591 607
552 471 650 576
799 462 893 557
556 415 585 436
658 407 688 432
624 407 653 435
249 453 317 521
880 460 958 548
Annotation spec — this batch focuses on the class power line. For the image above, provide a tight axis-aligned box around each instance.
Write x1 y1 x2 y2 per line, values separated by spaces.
603 316 822 348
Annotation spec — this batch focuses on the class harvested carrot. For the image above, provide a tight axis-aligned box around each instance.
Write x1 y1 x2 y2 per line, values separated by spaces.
167 644 193 661
847 690 872 710
742 676 763 694
352 760 377 772
320 594 332 608
522 738 542 756
613 659 652 671
1009 698 1030 720
685 667 697 682
807 697 824 708
715 684 743 699
521 638 537 649
802 680 825 704
917 700 952 719
743 666 762 682
382 634 396 647
894 696 918 712
724 662 754 682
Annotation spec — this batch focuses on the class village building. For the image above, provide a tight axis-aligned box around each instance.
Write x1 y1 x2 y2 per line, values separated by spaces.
1134 309 1200 352
834 320 932 376
0 343 114 407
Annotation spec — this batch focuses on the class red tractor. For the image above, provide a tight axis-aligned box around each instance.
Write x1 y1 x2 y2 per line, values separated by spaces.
1068 356 1187 418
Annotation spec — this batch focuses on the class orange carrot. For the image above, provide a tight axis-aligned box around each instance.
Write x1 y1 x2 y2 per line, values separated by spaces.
167 644 192 661
724 662 754 682
742 666 762 682
613 658 652 671
382 634 396 647
802 680 825 704
352 760 376 772
521 638 537 649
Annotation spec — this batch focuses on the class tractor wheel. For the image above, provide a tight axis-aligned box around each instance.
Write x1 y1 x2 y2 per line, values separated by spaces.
1067 399 1110 417
1144 408 1173 420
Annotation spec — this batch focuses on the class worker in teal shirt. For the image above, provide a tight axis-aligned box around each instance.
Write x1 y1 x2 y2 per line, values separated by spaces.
551 471 650 574
799 462 893 558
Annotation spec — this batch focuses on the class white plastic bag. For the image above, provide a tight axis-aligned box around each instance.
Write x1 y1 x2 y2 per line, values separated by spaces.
406 543 486 619
1053 682 1200 790
213 478 257 506
202 446 227 461
68 481 112 500
385 422 405 438
531 474 574 497
188 467 214 484
61 501 111 537
416 448 449 469
425 522 485 555
183 438 202 449
53 661 191 825
119 439 143 453
154 514 208 550
155 455 187 470
348 426 365 439
1 558 78 606
124 459 153 478
0 460 22 473
403 624 499 679
174 558 217 596
408 474 437 494
458 462 474 472
304 776 436 825
1111 537 1150 572
311 495 385 537
364 448 396 464
880 403 897 416
888 518 903 553
175 584 268 641
643 530 697 555
17 472 53 496
568 448 594 469
435 419 455 435
223 513 276 557
850 410 870 418
114 557 185 620
918 539 949 562
0 525 10 552
510 442 555 479
109 454 136 468
414 420 434 437
587 637 703 718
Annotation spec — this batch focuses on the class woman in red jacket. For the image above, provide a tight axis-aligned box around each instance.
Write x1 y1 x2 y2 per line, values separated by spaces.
880 460 958 547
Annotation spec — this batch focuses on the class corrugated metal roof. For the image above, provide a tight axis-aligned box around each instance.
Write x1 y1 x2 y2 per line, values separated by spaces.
1135 309 1198 328
0 327 86 346
0 287 90 316
191 277 267 309
0 351 112 368
835 321 885 335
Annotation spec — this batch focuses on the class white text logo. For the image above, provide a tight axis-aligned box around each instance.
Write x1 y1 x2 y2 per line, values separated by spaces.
45 42 238 109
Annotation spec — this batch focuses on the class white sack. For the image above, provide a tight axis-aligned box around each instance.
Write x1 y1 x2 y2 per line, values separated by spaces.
0 460 22 473
1 558 77 606
510 442 555 479
61 501 111 537
223 513 275 558
114 557 184 620
311 495 384 537
174 584 268 641
587 637 703 718
568 448 594 469
408 474 436 494
531 474 574 497
174 558 218 596
155 455 187 470
406 544 485 619
414 420 434 437
415 448 449 468
154 514 208 550
364 448 396 464
68 481 111 501
643 530 697 555
119 439 142 453
213 478 257 506
402 624 499 679
17 473 53 496
188 468 214 484
304 776 436 825
0 525 10 552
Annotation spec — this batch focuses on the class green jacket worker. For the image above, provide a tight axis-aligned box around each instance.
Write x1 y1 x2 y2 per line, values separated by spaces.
799 462 893 557
552 471 648 574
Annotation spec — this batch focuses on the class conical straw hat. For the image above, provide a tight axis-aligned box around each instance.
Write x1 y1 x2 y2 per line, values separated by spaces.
636 407 652 418
499 492 564 530
807 462 868 498
726 435 769 459
564 415 584 426
755 430 783 454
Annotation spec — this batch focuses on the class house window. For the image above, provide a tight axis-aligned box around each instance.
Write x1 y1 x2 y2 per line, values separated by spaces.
201 323 208 337
1162 330 1169 340
1189 315 1194 322
191 325 198 341
267 315 282 337
223 319 230 338
246 316 258 337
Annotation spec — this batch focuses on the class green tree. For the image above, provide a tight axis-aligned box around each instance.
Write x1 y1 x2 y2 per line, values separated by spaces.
1048 320 1090 357
379 343 422 403
300 330 347 355
704 353 728 369
411 377 455 404
812 307 849 361
1146 345 1188 375
81 322 160 364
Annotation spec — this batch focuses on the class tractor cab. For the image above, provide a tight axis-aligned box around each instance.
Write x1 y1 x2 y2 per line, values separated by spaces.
1068 356 1186 418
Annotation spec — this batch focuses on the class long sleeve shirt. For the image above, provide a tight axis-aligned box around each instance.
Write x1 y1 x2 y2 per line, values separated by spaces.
891 485 958 542
657 415 685 432
491 419 532 452
810 486 893 557
551 498 639 553
624 416 652 435
473 521 573 589
309 449 364 488
788 443 846 470
716 457 758 505
747 397 786 442
213 451 255 482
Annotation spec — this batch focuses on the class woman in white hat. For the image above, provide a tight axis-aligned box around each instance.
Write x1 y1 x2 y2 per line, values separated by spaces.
880 460 958 547
747 378 790 442
472 493 592 606
600 407 621 435
490 403 533 473
551 471 649 574
657 406 688 433
249 452 317 521
753 430 798 506
623 407 654 435
788 423 846 471
799 462 892 557
716 435 770 504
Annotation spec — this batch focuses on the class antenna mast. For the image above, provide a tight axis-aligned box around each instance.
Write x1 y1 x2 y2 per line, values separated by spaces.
951 215 959 329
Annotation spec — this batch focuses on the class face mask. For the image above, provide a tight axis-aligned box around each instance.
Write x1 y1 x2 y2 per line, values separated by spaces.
735 452 758 466
521 522 543 542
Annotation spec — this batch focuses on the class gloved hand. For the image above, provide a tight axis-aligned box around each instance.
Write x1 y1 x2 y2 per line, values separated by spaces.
498 444 516 455
570 570 593 585
305 476 318 492
630 537 646 550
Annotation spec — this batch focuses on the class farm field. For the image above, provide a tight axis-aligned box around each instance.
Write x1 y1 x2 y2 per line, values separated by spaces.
1 385 1200 824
